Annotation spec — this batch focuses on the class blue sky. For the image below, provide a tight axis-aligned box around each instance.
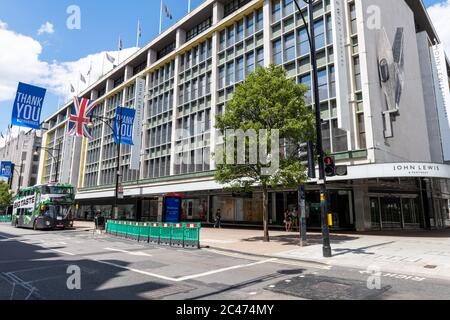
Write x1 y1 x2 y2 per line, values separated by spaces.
0 0 447 142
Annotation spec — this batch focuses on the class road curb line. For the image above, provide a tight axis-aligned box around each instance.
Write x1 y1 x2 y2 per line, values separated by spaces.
202 245 331 269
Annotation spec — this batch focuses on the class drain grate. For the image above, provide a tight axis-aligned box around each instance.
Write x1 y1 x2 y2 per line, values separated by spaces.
266 275 391 300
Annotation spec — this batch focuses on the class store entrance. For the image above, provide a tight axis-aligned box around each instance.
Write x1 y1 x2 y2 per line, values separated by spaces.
370 195 423 230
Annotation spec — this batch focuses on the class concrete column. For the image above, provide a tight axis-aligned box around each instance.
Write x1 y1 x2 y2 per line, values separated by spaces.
263 0 273 67
96 99 109 186
170 55 181 176
213 1 224 24
124 65 134 81
272 193 277 222
209 30 219 170
106 79 114 93
90 90 99 101
176 29 187 48
147 49 157 67
354 181 371 231
140 73 151 180
157 196 164 222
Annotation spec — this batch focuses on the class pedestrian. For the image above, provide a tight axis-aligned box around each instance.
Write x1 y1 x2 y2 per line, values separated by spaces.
284 209 292 232
214 209 222 229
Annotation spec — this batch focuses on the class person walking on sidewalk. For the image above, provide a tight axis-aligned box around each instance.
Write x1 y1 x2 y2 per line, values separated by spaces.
284 209 293 232
214 209 222 229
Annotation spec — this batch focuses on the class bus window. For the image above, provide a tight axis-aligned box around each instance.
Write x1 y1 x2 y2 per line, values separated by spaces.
41 186 73 195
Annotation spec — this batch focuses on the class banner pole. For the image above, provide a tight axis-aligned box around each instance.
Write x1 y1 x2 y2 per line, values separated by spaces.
159 0 163 34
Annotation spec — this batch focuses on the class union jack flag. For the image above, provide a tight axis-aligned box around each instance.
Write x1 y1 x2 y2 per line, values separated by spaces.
68 97 96 139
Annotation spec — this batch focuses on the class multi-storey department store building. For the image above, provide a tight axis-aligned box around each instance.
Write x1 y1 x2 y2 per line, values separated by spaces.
0 131 41 193
38 0 450 230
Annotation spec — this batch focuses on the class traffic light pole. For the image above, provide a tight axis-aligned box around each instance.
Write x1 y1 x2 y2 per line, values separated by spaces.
294 0 332 257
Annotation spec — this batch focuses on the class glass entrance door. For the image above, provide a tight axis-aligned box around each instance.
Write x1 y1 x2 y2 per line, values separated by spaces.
380 197 402 229
370 195 422 230
370 198 381 230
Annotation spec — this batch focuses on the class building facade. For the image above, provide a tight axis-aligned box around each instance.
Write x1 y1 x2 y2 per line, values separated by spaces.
38 0 450 230
0 131 41 193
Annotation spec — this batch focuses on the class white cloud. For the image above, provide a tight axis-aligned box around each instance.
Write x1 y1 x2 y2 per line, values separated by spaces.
427 0 450 55
0 19 138 103
37 21 55 35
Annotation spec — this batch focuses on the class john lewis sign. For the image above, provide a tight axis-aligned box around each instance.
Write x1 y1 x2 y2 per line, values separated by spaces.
430 44 450 161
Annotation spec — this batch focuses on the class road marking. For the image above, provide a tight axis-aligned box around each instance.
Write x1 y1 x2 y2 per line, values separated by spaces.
0 272 42 300
176 259 278 281
93 258 276 283
104 248 153 257
205 248 332 270
359 270 427 282
93 260 178 282
42 248 76 256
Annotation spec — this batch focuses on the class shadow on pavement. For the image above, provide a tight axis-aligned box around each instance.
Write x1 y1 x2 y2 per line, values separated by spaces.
242 233 360 246
0 229 177 300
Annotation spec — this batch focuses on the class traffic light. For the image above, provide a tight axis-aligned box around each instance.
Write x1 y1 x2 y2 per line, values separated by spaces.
324 156 335 177
299 142 316 179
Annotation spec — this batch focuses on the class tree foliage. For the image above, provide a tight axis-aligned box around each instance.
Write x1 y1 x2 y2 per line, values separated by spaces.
214 65 315 241
0 181 13 210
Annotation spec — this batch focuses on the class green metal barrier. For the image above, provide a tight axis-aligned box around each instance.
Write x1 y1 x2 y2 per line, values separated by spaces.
184 223 201 249
117 221 127 238
149 223 160 244
171 223 184 248
105 220 201 250
106 220 115 234
125 222 134 239
127 222 140 240
139 223 150 242
159 223 172 246
0 216 12 223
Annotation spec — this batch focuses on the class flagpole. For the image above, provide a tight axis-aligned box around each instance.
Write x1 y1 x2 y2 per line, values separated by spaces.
188 0 191 13
159 0 163 34
88 60 92 85
77 74 80 96
118 37 121 65
102 53 105 76
136 18 140 48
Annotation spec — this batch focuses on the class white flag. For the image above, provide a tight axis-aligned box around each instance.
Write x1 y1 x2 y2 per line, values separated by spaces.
106 52 116 64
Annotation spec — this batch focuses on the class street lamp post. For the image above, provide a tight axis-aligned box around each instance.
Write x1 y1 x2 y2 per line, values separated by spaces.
35 140 62 183
294 0 332 257
12 160 24 193
88 110 123 220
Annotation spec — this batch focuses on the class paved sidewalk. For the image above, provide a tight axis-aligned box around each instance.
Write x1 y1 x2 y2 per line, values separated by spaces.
201 228 450 280
73 220 95 230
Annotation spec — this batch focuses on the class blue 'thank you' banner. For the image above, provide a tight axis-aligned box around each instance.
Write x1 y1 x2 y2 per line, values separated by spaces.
11 82 47 129
113 107 136 145
0 161 13 179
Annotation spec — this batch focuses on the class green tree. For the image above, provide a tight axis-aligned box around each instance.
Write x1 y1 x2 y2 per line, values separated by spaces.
215 65 315 242
0 181 13 211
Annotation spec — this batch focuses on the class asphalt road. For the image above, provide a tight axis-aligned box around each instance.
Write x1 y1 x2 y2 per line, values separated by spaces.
1 223 450 300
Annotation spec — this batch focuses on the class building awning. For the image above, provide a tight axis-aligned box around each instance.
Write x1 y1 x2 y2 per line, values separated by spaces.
75 162 450 201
